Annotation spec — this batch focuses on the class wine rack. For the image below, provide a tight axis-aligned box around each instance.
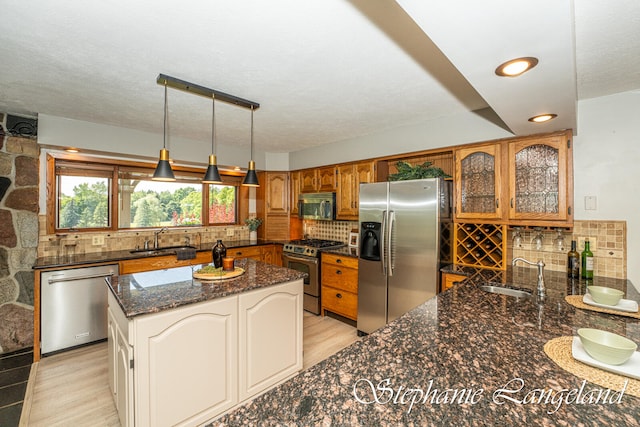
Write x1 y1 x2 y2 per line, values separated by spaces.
440 220 454 265
455 223 507 270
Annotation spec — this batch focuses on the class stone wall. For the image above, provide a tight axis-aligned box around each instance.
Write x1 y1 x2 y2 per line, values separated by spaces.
0 114 38 355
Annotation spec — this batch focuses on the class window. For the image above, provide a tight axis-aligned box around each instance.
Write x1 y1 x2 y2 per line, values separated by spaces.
49 154 242 233
118 167 205 228
55 161 113 231
209 185 237 224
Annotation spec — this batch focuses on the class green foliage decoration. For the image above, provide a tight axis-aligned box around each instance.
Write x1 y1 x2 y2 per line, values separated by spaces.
388 161 451 181
245 217 263 231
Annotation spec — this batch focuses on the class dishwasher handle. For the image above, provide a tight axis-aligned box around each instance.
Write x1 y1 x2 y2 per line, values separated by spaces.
47 272 115 285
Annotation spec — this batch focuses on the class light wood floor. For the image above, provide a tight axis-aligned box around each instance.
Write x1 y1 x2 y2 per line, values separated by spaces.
21 312 359 426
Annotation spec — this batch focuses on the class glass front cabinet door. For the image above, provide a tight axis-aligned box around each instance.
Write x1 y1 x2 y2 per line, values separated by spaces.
454 144 502 220
507 133 570 222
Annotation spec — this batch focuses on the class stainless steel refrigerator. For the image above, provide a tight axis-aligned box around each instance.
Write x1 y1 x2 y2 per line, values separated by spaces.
357 178 451 335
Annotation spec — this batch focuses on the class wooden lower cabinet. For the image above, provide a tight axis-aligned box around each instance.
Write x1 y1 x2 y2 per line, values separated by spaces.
228 246 262 261
119 251 211 274
119 245 281 275
441 272 467 292
321 253 358 320
262 244 283 266
108 279 303 426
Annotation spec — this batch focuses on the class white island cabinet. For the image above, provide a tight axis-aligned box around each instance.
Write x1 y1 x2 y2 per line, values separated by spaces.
107 261 304 427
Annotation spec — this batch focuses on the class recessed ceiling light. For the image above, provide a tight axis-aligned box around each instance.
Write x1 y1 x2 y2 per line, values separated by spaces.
65 147 79 153
528 114 558 123
495 57 539 77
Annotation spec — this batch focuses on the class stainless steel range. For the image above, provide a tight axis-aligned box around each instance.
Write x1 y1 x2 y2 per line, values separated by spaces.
282 239 345 314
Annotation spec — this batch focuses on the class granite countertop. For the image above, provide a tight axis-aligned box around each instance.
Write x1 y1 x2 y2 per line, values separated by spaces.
214 267 640 426
106 258 306 318
33 239 285 270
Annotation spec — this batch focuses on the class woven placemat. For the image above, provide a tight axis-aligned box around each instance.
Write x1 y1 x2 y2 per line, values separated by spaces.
565 295 640 319
544 336 640 398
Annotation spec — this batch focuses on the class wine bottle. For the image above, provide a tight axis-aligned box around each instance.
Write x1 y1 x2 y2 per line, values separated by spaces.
567 240 580 279
581 238 594 280
212 240 227 268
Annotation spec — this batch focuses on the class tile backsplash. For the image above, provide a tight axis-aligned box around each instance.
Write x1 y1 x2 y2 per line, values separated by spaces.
37 215 249 258
509 220 626 279
303 220 358 243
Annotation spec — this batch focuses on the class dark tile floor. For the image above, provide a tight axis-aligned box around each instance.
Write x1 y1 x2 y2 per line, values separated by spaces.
0 348 32 427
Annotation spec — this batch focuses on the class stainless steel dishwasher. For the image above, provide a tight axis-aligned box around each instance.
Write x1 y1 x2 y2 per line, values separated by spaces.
41 264 119 355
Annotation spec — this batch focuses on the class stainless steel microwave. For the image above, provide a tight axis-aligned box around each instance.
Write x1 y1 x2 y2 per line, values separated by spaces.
298 192 336 221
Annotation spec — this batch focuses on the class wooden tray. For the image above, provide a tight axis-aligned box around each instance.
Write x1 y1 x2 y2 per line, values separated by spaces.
193 267 245 281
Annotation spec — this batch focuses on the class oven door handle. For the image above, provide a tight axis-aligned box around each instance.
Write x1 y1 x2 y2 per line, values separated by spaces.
284 254 319 265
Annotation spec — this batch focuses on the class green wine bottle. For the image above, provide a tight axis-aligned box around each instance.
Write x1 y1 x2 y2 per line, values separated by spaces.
581 238 594 279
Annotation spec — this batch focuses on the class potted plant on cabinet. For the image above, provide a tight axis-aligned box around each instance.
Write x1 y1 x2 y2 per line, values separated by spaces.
245 217 263 242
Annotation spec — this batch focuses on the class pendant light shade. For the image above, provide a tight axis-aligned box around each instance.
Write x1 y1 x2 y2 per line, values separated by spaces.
202 94 223 184
243 161 259 187
242 106 260 187
153 82 176 181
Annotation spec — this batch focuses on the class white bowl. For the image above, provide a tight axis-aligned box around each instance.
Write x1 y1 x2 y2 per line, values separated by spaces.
577 328 637 365
588 286 624 306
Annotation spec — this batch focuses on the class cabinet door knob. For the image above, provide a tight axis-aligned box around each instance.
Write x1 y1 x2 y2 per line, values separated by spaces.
495 198 499 208
510 198 514 208
336 293 342 299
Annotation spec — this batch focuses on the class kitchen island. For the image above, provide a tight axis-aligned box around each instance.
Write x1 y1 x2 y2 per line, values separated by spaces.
106 258 305 427
214 267 640 426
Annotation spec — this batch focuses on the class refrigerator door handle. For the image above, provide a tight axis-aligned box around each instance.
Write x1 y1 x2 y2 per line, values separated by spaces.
387 210 396 276
380 210 387 275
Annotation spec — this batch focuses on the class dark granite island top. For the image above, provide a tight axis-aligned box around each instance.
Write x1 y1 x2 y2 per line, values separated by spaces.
213 268 640 426
106 258 306 318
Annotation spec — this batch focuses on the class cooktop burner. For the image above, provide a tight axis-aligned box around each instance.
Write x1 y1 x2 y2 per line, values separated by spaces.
288 239 344 248
283 239 345 257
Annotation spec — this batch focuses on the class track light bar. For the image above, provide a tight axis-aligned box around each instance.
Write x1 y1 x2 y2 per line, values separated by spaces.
157 74 260 110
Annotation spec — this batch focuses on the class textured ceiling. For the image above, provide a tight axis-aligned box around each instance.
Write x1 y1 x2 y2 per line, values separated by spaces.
0 0 638 154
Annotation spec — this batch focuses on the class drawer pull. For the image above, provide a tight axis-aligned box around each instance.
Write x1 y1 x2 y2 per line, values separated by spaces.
336 293 342 299
336 270 342 275
336 259 342 264
236 251 243 256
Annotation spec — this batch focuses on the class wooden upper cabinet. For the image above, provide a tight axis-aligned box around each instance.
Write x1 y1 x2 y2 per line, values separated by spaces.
453 130 573 227
507 132 571 223
336 161 376 220
454 144 503 221
265 172 289 215
317 166 337 192
300 166 337 193
300 169 317 193
289 171 301 215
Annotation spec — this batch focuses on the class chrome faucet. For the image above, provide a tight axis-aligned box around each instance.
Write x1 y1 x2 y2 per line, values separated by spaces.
153 227 168 249
512 257 546 298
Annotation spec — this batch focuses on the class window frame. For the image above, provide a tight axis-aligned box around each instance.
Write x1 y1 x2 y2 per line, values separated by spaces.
46 152 248 234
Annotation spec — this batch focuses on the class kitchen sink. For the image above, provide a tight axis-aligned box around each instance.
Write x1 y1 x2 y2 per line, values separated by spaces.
480 284 532 299
129 245 197 256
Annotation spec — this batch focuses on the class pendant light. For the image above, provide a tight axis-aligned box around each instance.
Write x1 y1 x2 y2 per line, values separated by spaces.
202 94 223 184
152 82 176 181
242 106 260 187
